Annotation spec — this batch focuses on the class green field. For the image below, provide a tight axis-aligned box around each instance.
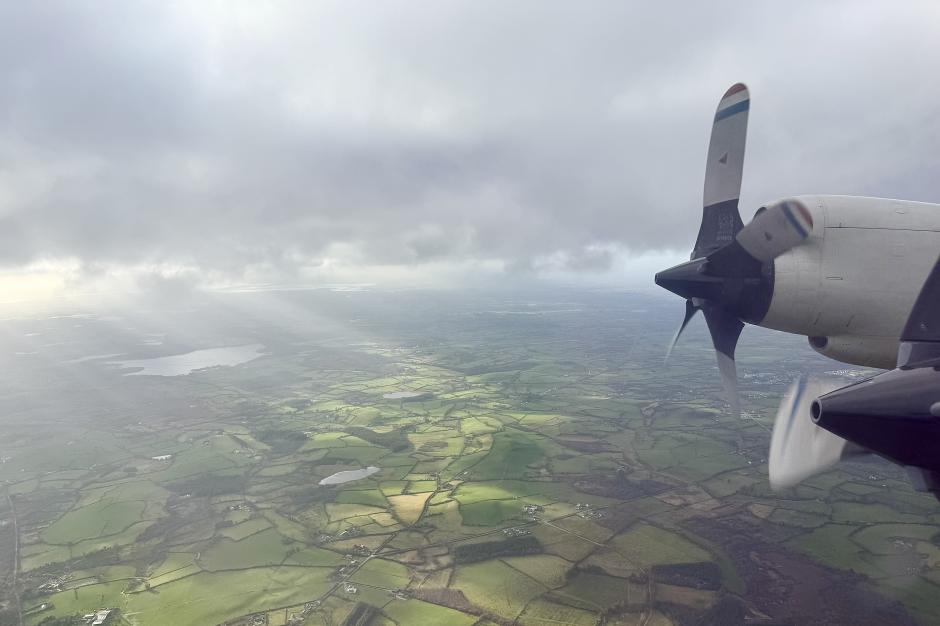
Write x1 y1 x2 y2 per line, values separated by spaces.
382 599 478 626
200 528 296 571
42 500 150 544
451 559 549 618
7 291 940 626
609 523 712 569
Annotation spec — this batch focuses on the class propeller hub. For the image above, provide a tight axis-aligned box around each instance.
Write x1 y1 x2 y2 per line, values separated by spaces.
655 251 773 324
655 257 720 302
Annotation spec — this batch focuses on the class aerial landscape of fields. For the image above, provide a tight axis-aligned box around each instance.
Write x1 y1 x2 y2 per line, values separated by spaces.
1 288 939 626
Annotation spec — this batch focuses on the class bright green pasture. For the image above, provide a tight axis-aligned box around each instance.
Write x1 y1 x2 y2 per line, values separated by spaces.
27 581 127 624
69 520 155 559
327 502 387 522
335 488 388 507
147 564 201 588
150 444 246 482
201 528 295 571
43 500 148 544
518 598 598 626
459 500 520 526
263 510 309 542
283 546 345 567
453 479 570 504
380 481 408 495
501 554 571 588
219 517 272 540
147 552 200 586
452 559 548 619
460 416 501 435
382 599 477 626
20 542 73 572
406 480 437 493
130 567 333 625
350 557 410 588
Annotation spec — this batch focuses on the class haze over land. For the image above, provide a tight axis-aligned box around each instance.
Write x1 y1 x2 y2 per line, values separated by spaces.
2 289 937 626
3 3 940 626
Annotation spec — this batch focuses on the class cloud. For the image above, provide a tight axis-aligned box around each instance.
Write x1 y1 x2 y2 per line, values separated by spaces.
1 1 939 291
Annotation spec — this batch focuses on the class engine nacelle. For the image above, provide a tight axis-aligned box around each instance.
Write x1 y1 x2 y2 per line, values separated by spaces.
758 195 940 369
807 335 897 370
813 366 940 471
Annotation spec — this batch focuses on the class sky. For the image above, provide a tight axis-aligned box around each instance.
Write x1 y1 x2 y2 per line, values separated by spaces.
1 1 940 306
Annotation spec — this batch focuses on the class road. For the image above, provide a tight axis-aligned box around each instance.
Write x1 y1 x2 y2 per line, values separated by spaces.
5 486 23 626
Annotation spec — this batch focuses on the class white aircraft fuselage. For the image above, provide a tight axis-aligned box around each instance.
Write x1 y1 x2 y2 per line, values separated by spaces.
757 195 940 368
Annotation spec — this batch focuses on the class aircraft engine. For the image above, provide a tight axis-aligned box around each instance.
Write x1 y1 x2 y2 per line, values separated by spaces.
771 248 940 499
806 335 898 370
812 363 940 471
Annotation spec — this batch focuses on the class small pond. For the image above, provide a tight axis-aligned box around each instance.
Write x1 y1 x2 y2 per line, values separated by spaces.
318 466 381 486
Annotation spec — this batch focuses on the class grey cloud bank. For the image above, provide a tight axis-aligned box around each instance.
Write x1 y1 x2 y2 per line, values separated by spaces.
1 1 939 290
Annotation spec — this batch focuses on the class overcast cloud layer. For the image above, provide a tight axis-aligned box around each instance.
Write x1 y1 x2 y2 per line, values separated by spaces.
1 1 939 292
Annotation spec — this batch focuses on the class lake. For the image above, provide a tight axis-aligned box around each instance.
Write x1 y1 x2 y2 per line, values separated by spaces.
110 344 265 376
318 466 380 485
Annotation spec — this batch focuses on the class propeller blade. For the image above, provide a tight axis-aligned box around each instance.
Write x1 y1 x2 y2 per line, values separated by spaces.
665 300 699 361
769 377 855 489
693 83 749 259
702 306 744 415
735 199 814 263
